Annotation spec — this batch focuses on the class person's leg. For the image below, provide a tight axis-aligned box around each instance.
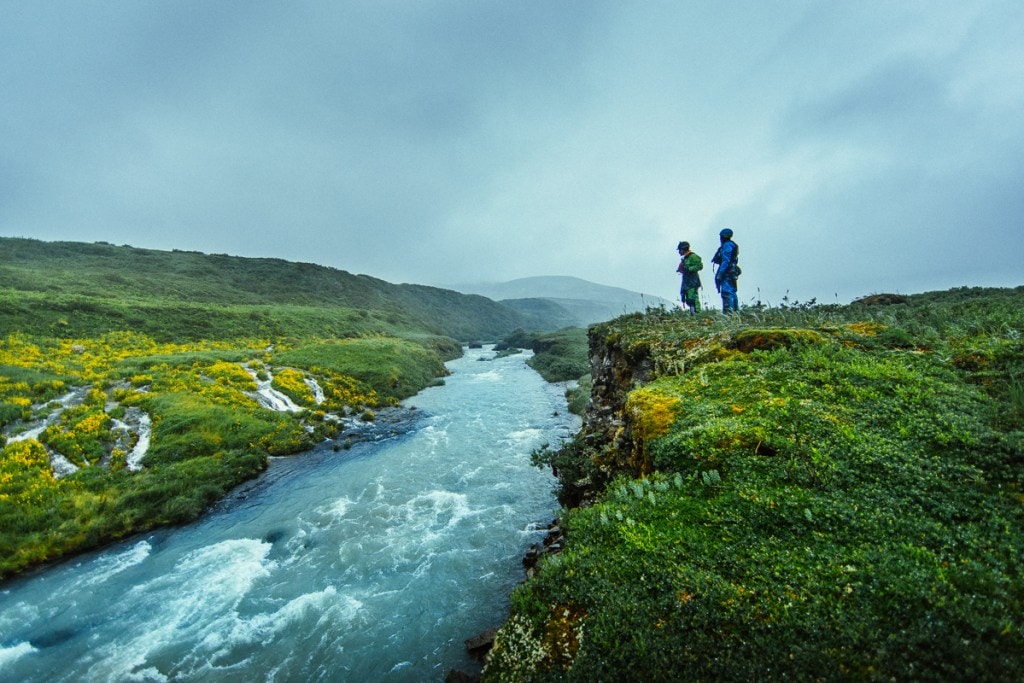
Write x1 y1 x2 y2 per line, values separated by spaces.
684 287 700 314
721 280 738 312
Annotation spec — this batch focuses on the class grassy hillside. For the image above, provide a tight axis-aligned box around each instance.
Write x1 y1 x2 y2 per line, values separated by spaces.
0 237 542 341
485 287 1024 681
0 237 545 580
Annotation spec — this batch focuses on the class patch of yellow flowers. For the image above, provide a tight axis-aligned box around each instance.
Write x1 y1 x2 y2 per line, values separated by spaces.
1 331 376 504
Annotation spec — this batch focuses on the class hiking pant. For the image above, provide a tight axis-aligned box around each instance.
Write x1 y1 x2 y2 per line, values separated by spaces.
682 287 701 313
720 279 738 313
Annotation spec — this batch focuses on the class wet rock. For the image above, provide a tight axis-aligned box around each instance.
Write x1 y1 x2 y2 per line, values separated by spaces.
464 627 496 660
523 519 565 578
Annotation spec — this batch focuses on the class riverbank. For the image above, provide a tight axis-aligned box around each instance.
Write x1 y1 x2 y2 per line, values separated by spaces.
482 287 1024 681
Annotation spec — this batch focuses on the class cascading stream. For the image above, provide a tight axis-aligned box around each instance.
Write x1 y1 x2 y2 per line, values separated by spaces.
0 346 578 682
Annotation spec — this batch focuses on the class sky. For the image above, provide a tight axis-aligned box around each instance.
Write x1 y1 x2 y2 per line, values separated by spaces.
2 1 1022 307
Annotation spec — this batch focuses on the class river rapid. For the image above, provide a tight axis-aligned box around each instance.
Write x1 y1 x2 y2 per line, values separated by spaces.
0 346 579 682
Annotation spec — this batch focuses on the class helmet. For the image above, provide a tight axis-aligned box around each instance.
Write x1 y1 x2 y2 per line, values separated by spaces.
677 241 689 251
719 228 733 238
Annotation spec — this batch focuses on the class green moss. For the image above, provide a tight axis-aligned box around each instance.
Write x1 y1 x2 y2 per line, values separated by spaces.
730 327 827 353
624 386 681 474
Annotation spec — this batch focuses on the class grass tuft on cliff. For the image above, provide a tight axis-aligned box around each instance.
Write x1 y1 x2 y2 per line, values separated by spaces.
486 286 1024 681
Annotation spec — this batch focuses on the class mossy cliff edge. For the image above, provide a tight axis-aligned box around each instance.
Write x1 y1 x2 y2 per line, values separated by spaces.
483 287 1024 682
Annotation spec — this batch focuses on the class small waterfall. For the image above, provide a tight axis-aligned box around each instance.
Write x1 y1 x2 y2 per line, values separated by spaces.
305 377 326 405
110 408 152 472
245 367 304 413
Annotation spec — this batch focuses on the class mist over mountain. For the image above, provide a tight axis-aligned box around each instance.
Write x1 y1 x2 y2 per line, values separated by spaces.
451 276 676 327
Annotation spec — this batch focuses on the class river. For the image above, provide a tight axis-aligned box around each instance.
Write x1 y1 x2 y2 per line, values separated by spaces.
0 346 579 682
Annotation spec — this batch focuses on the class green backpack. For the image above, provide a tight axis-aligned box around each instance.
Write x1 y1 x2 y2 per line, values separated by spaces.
684 252 703 273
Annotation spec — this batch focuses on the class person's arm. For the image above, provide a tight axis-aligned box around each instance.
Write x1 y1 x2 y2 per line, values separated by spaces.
720 243 735 273
714 246 729 289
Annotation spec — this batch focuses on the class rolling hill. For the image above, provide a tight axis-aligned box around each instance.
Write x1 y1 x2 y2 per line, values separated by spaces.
0 238 572 341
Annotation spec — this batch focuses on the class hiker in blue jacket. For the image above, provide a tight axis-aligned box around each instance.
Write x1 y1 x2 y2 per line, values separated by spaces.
676 241 703 314
711 228 740 313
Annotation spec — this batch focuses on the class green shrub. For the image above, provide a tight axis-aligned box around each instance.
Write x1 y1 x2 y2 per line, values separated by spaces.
566 374 592 416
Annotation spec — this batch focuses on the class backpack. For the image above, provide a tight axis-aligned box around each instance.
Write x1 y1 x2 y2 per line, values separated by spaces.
684 252 703 273
717 243 740 276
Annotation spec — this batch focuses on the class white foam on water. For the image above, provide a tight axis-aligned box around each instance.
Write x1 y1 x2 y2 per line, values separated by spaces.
244 367 304 413
4 388 88 444
49 451 79 479
181 586 363 679
469 369 502 382
56 388 86 407
79 539 276 681
65 540 151 593
126 411 152 471
417 422 450 451
389 661 413 674
320 495 354 521
0 641 37 668
110 408 153 471
389 489 475 544
6 425 45 443
505 427 544 445
120 666 167 682
455 465 485 486
304 378 325 404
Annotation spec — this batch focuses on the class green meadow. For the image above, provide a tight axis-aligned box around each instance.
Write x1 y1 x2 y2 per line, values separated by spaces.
485 287 1024 681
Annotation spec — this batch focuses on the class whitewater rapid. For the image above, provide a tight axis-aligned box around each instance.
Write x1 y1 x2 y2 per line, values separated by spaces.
0 346 578 681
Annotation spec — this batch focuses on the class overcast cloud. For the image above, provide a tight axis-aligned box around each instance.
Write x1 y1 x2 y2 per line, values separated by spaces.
2 1 1021 306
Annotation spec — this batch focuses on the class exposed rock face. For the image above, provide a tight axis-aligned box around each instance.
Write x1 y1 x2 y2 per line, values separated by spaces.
590 325 658 420
522 519 564 579
548 326 655 506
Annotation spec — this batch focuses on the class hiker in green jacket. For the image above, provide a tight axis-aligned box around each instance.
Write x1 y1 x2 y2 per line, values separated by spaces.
676 241 703 314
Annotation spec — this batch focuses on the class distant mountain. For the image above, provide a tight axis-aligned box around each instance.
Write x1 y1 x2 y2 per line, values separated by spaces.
451 276 674 328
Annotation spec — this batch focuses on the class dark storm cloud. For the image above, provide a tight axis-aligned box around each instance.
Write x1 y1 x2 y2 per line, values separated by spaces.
1 1 1021 304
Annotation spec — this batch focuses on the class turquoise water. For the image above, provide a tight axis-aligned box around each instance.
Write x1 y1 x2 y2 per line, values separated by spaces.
0 347 578 682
